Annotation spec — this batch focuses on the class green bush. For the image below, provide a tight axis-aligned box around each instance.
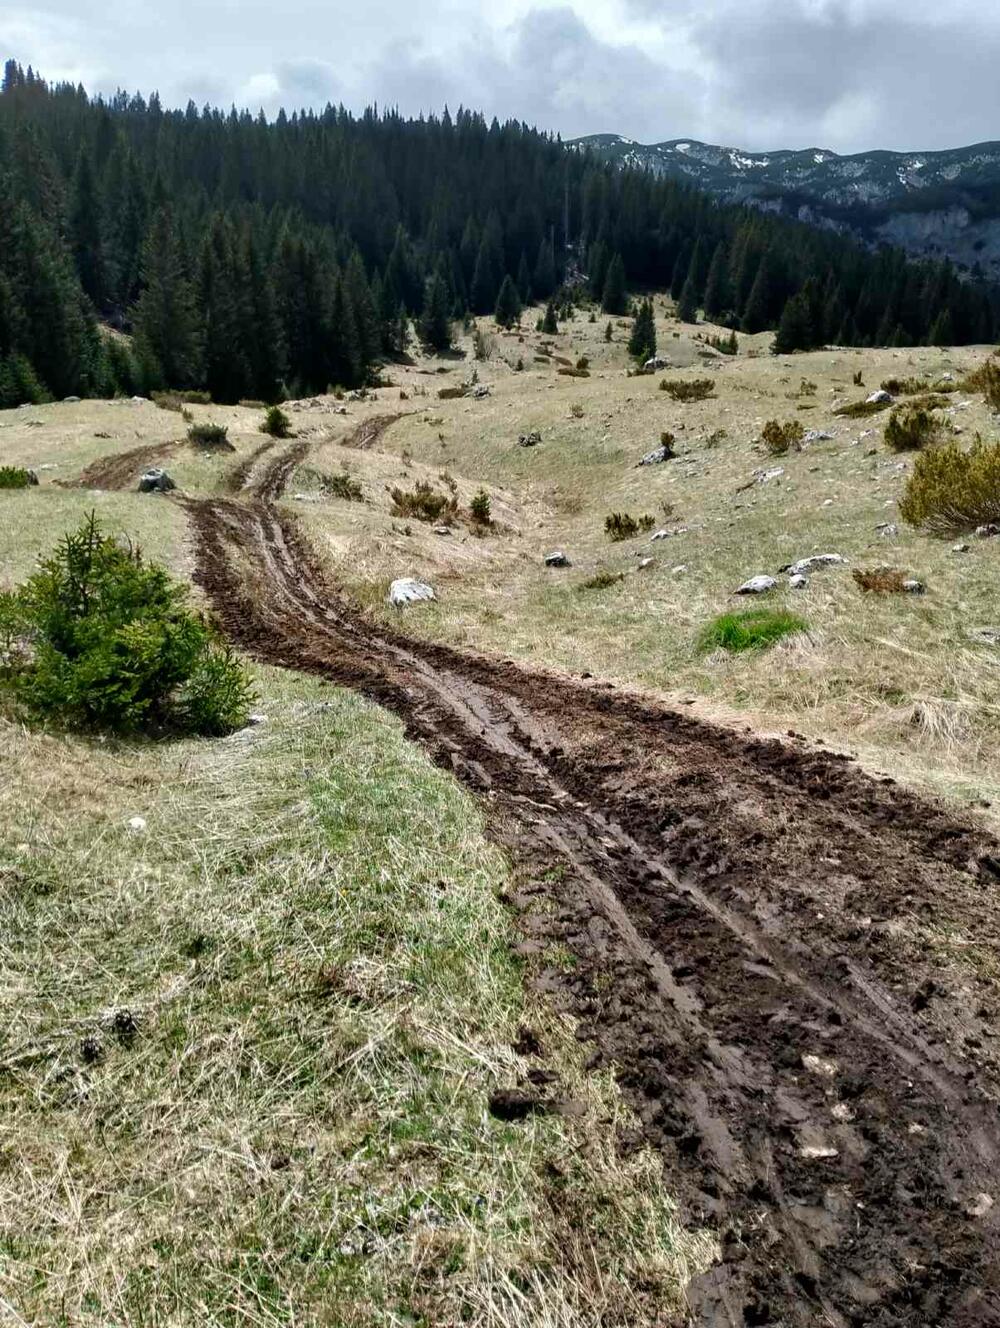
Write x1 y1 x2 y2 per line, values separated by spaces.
899 438 1000 533
760 419 804 455
698 609 807 654
834 399 891 418
0 514 254 735
883 403 943 452
659 378 715 402
961 359 1000 411
881 377 929 396
187 421 233 450
326 472 364 502
0 466 33 489
260 405 293 438
580 570 624 591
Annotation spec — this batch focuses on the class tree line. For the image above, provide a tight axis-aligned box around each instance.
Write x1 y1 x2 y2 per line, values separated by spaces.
1 59 997 408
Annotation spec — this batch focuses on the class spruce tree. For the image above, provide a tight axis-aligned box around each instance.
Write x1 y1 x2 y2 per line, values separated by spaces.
494 274 522 329
773 292 815 354
541 300 558 334
516 252 532 305
702 242 730 320
133 207 202 390
627 297 656 361
533 235 556 300
601 254 627 315
418 270 453 351
70 149 106 308
677 275 698 323
741 253 774 334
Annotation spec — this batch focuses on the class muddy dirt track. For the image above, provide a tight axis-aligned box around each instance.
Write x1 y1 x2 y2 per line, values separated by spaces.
72 440 176 489
180 443 1000 1327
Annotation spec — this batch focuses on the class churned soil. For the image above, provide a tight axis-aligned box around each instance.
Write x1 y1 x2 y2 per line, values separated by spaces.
179 443 1000 1327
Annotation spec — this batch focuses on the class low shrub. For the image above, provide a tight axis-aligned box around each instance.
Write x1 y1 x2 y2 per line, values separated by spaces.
604 512 655 541
697 609 806 654
260 405 293 438
881 377 929 396
580 571 625 591
325 471 364 502
187 421 233 450
834 399 892 418
852 567 910 593
558 366 590 378
0 513 253 735
0 466 33 489
899 438 1000 533
961 360 1000 410
387 480 458 523
153 389 212 411
852 370 864 386
760 419 805 455
575 355 590 371
883 403 943 452
660 378 715 402
437 386 466 400
238 398 267 410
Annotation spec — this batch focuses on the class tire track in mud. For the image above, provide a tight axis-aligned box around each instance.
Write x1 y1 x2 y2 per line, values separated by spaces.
340 411 408 450
181 444 1000 1327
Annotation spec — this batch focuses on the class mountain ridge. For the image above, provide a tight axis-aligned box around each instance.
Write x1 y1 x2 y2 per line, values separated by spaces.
571 133 1000 275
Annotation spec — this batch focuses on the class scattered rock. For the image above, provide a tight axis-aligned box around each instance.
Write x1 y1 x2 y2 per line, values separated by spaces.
544 550 571 567
650 527 687 541
62 395 81 403
803 429 834 443
25 468 39 486
671 564 688 576
246 713 268 726
876 523 898 538
952 543 970 554
470 383 491 399
291 492 322 503
968 627 1000 645
388 578 436 607
518 430 542 447
753 466 785 484
789 573 809 590
137 468 176 493
433 525 451 536
637 557 654 569
975 524 999 539
127 816 147 833
782 553 846 576
866 389 892 404
642 355 672 372
902 579 925 594
736 575 777 595
822 498 835 507
968 1193 994 1220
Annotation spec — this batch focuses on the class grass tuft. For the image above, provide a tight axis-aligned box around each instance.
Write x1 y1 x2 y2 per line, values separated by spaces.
698 608 807 654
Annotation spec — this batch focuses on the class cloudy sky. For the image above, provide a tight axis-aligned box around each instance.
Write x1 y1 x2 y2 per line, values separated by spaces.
5 0 999 154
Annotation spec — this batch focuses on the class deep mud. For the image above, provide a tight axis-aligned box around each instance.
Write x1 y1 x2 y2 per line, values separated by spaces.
180 444 1000 1327
340 411 407 450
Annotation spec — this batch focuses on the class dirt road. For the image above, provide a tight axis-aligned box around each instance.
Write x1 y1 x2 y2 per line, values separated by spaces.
182 444 1000 1326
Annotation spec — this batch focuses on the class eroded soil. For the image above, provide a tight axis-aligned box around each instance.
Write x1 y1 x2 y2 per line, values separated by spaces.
178 443 1000 1326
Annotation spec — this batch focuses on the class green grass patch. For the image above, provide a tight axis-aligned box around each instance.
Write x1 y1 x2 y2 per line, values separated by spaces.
698 608 807 654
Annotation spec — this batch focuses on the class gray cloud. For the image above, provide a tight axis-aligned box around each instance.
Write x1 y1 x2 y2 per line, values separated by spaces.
2 0 997 152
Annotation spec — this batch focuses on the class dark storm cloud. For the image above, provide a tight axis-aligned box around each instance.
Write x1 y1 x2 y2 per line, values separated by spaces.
2 0 997 152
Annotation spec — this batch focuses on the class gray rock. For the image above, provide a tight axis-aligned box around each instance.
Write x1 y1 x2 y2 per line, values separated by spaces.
388 577 435 607
952 542 970 553
137 468 176 493
544 550 571 567
642 356 672 372
866 389 892 404
25 468 39 486
789 573 809 589
875 522 898 538
432 525 451 536
736 574 778 595
975 523 1000 539
518 430 542 447
902 579 925 594
650 527 688 541
671 564 688 576
753 466 785 484
968 627 1000 645
470 383 491 399
637 557 654 569
803 429 835 443
637 444 674 466
782 553 846 576
62 395 81 403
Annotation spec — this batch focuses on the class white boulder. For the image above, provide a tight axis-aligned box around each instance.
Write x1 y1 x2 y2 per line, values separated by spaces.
388 578 435 607
736 575 777 595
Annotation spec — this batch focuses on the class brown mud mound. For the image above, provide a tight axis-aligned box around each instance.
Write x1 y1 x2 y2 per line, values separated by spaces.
73 440 176 489
341 412 407 450
180 472 1000 1326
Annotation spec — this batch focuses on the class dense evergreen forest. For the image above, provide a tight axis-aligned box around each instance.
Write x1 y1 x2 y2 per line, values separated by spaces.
2 59 998 407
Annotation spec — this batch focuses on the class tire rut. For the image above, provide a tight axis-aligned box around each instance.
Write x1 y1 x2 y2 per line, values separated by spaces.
178 458 1000 1327
72 440 177 490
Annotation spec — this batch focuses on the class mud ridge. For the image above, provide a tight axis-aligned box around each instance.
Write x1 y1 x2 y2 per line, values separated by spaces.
179 461 1000 1327
340 412 408 450
72 440 177 490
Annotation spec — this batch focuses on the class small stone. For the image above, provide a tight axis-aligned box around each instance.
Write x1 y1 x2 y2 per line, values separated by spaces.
952 543 970 553
63 395 81 403
866 389 892 404
736 575 777 595
783 553 846 576
432 525 451 536
969 627 1000 645
968 1193 994 1219
975 523 999 539
637 557 654 569
902 579 925 594
877 523 898 538
127 816 147 833
518 430 542 448
789 573 809 589
544 550 570 567
246 713 267 726
671 564 688 575
822 498 834 507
